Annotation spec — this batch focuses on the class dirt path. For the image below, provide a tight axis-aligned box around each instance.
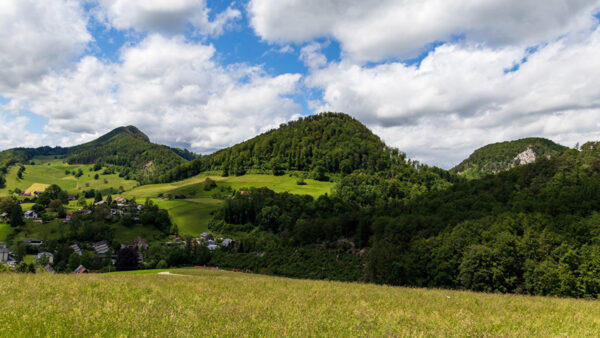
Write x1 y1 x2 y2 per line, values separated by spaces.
157 271 188 276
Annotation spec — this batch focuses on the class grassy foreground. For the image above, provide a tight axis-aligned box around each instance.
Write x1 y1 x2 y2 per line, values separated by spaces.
1 270 600 336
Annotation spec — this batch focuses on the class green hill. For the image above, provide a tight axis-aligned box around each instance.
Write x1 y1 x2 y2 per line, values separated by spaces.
159 112 410 182
451 137 568 179
0 126 189 185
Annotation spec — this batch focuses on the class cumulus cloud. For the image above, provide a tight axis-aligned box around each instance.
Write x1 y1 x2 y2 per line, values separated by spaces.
249 0 600 62
6 35 302 153
97 0 241 36
306 28 600 168
0 0 91 91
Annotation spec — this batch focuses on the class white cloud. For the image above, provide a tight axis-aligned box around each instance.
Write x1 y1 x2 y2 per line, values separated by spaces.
306 28 600 168
0 0 91 91
97 0 241 37
249 0 600 62
5 35 302 153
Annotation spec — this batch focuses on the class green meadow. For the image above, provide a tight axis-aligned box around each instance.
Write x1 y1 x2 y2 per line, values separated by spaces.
0 157 138 197
0 223 11 242
1 269 599 336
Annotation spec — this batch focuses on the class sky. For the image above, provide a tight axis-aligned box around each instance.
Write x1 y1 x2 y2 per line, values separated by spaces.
1 1 600 169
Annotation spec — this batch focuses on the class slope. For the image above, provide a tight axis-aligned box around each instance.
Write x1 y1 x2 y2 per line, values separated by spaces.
159 112 409 182
451 137 568 179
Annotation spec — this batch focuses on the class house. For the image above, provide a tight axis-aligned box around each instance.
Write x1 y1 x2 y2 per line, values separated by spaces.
33 191 44 197
207 239 216 246
68 195 77 201
201 232 214 241
207 244 219 251
36 252 54 264
0 248 9 262
94 200 105 206
93 240 110 258
114 196 127 204
24 210 38 219
134 237 149 250
135 204 144 211
77 209 92 216
25 239 43 246
0 212 8 222
110 209 123 216
222 238 233 247
44 264 55 274
70 243 83 256
73 265 88 274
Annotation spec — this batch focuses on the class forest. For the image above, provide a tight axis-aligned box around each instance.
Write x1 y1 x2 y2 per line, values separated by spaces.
207 142 600 298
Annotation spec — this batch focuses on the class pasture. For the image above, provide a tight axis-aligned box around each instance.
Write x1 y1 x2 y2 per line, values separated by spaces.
0 157 138 197
0 269 599 336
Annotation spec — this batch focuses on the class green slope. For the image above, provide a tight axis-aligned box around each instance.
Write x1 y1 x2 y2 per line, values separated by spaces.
452 137 568 179
159 112 409 182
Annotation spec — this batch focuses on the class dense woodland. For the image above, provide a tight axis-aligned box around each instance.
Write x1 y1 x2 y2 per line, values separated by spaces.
452 137 568 179
159 113 415 182
206 140 600 298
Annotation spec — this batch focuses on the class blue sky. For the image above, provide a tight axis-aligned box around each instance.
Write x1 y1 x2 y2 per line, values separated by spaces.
1 0 600 168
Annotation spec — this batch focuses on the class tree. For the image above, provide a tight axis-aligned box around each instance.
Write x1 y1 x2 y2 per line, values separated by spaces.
68 252 82 272
9 204 24 228
116 247 139 271
94 191 103 203
78 195 87 207
93 204 110 222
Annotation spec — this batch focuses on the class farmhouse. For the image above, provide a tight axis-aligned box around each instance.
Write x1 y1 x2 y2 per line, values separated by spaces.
93 240 111 258
0 212 8 222
114 196 127 204
134 237 149 250
25 239 44 246
24 210 38 219
94 200 105 206
201 232 214 241
73 265 88 274
222 238 233 247
36 252 54 264
70 243 83 256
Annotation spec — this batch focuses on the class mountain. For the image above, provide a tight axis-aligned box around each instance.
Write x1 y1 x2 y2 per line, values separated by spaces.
159 112 413 182
0 126 188 185
451 137 568 179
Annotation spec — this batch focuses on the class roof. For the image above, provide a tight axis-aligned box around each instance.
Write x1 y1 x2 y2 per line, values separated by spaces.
37 252 53 258
0 212 7 217
207 244 219 250
73 265 87 274
0 248 9 253
93 241 110 254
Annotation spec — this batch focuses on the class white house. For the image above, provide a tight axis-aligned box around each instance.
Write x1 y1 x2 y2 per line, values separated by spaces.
36 252 54 264
222 238 233 247
207 244 219 251
0 248 9 262
24 210 38 219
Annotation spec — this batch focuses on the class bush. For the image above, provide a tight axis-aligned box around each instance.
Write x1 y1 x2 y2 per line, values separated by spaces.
156 260 168 269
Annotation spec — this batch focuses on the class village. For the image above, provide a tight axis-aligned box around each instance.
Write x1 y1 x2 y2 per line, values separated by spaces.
1 190 234 273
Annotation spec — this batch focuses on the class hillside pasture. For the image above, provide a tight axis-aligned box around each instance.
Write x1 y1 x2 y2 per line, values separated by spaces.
1 269 599 336
124 173 334 199
154 198 222 236
0 157 138 197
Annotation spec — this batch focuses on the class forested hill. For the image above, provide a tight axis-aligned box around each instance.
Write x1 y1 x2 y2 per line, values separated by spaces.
451 137 568 179
0 126 188 185
159 112 420 182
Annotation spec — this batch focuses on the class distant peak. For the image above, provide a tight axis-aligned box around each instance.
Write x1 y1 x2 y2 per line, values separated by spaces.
102 126 150 142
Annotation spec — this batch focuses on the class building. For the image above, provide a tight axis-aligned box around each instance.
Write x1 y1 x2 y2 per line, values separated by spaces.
201 232 214 241
25 239 44 246
44 264 55 274
68 195 77 201
222 238 233 247
134 237 149 250
207 244 219 251
73 265 88 274
70 243 83 256
94 200 105 206
93 240 111 258
0 248 9 262
36 252 54 264
114 196 127 204
24 210 38 219
0 212 8 222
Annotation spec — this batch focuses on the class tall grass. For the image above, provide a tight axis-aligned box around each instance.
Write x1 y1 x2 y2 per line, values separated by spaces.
1 269 599 336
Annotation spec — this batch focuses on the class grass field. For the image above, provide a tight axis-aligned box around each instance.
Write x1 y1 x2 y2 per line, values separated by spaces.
0 157 138 197
155 198 222 236
0 269 599 336
0 223 11 241
124 173 334 199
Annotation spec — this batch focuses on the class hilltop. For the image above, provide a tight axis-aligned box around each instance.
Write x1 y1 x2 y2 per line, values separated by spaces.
451 137 568 179
159 112 411 182
0 126 188 185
